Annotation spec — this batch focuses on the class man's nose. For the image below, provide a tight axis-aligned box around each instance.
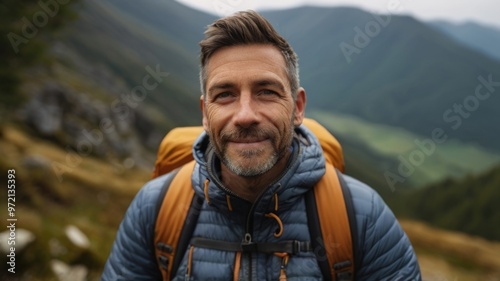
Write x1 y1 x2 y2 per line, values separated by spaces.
233 93 260 128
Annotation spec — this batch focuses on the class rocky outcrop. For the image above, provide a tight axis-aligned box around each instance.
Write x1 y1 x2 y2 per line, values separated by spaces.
18 81 160 168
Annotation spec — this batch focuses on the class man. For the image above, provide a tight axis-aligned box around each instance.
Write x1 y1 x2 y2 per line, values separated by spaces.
102 10 421 280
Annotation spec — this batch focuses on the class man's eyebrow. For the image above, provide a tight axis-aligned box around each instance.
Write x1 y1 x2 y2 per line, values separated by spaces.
208 82 235 94
207 79 286 94
253 79 286 92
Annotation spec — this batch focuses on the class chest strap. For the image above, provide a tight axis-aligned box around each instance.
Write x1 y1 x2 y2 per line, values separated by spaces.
190 237 312 255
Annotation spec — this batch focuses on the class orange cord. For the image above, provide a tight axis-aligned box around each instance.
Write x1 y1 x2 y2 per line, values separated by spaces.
273 193 279 211
203 179 210 204
186 245 195 279
264 212 284 237
226 195 233 211
274 252 289 281
233 251 242 281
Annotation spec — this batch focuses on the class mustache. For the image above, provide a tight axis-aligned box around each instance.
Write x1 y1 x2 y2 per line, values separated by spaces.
220 126 271 143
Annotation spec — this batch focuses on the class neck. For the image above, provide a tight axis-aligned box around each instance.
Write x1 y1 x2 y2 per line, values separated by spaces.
221 149 291 202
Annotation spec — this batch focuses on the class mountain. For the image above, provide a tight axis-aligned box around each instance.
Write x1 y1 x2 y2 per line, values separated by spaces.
260 7 500 153
54 3 500 153
429 20 500 61
55 0 216 129
4 0 217 169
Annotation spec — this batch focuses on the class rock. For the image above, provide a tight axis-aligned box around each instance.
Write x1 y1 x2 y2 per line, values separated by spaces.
64 225 90 249
0 228 35 253
20 82 73 136
51 259 87 281
21 154 51 170
18 79 159 170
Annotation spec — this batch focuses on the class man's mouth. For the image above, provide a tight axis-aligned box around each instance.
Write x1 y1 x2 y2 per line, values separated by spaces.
231 138 267 143
228 138 269 149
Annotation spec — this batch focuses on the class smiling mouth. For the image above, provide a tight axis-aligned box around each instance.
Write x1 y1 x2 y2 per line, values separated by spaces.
231 138 267 143
229 139 269 149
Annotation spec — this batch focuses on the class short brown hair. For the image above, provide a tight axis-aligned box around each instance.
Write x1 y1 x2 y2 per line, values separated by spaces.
199 10 299 97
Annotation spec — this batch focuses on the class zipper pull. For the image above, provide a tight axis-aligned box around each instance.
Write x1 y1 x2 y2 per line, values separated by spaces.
241 233 256 252
274 252 289 281
243 233 252 243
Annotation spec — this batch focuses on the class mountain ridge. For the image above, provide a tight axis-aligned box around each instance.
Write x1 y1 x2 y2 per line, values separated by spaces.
429 20 500 61
52 2 500 153
260 6 500 152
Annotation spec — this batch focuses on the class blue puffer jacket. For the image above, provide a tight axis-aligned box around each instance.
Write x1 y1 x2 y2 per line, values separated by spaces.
102 125 421 280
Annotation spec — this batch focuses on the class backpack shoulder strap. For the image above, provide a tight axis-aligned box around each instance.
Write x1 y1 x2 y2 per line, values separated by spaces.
154 160 202 280
306 164 357 281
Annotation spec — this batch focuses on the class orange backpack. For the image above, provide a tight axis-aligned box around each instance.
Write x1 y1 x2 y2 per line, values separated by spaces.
152 118 357 281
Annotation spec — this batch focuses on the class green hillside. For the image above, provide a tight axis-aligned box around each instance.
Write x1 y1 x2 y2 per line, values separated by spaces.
1 0 78 105
310 110 500 190
56 0 211 129
397 164 500 241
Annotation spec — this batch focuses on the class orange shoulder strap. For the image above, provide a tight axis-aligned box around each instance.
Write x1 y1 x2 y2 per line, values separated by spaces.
154 160 196 280
313 164 354 280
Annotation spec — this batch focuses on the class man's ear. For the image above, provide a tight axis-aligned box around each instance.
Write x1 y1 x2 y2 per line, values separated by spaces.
200 95 208 131
293 87 306 127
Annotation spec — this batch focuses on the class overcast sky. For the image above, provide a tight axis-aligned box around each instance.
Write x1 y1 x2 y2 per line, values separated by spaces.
175 0 500 29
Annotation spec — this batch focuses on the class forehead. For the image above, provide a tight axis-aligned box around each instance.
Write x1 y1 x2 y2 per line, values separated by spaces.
205 44 288 87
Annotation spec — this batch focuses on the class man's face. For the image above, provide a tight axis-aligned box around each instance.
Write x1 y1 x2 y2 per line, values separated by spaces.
201 44 305 177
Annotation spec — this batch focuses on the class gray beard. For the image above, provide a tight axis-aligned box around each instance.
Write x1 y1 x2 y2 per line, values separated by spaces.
221 148 279 177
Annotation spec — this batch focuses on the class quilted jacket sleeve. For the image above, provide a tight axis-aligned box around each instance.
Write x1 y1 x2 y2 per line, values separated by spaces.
344 175 422 281
101 176 167 281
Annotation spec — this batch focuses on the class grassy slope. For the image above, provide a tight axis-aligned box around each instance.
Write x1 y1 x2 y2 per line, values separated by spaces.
400 220 500 280
0 124 151 280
